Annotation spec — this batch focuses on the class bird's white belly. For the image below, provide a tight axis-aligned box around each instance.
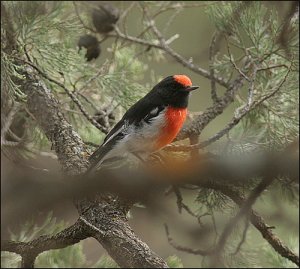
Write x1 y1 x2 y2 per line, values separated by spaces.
103 112 165 160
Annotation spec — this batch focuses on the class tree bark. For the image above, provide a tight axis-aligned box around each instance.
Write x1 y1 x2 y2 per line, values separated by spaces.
19 68 168 268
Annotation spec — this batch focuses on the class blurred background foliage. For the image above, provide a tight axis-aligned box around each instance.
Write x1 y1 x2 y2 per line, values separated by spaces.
1 1 298 268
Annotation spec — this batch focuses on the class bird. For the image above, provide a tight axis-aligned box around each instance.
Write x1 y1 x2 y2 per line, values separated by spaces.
88 75 199 172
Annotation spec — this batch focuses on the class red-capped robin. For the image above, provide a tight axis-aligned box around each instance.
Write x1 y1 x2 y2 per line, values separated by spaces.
88 75 199 172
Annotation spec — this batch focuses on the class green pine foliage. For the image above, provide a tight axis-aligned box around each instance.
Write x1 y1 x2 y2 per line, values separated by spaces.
165 255 184 268
2 1 149 155
195 2 299 266
206 1 299 150
196 187 233 212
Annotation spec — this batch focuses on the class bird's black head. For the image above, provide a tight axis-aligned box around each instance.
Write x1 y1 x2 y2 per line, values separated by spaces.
152 75 199 108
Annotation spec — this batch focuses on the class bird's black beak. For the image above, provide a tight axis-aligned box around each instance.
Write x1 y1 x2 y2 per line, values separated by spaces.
186 86 199 92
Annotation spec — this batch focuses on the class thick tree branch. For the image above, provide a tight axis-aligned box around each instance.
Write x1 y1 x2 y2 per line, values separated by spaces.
1 220 88 268
3 138 298 266
18 58 110 134
17 66 168 268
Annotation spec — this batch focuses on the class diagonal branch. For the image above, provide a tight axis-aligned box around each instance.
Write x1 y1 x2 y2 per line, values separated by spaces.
18 65 168 268
209 32 220 103
166 60 292 152
177 59 251 141
1 220 88 268
210 176 276 267
200 181 299 266
111 27 229 89
18 58 110 134
165 177 299 267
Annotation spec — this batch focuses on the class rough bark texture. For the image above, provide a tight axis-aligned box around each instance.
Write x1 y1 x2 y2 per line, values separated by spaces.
2 221 88 268
20 68 168 268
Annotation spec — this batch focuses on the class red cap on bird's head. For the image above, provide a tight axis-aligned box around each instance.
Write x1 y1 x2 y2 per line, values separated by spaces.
173 74 199 92
173 75 193 87
152 74 199 108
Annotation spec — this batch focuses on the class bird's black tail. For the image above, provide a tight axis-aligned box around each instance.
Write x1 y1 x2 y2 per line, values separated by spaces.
86 143 113 173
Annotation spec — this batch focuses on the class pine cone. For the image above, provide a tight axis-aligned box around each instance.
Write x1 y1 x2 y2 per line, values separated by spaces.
77 34 101 61
92 3 119 34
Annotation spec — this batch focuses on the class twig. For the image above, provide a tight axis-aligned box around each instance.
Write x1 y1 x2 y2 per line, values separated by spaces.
1 102 20 140
200 180 299 266
162 5 183 35
172 184 209 225
173 185 183 213
1 220 88 268
152 2 220 19
209 32 219 103
226 37 251 82
18 58 109 133
73 1 97 33
210 211 219 245
112 26 163 49
177 57 252 141
119 1 137 37
164 224 214 256
231 214 250 255
246 65 257 107
167 60 292 151
76 92 99 111
77 61 108 93
209 176 276 267
257 64 289 72
110 27 229 88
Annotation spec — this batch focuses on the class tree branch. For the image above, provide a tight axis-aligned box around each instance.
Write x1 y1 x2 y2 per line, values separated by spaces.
177 59 251 141
1 220 88 268
111 27 229 89
209 32 220 103
17 58 110 134
18 65 168 268
200 180 299 266
167 61 291 152
210 176 276 267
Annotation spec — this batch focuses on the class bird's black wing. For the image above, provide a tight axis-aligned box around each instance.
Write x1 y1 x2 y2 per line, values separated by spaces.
88 91 165 171
102 90 164 144
87 120 127 173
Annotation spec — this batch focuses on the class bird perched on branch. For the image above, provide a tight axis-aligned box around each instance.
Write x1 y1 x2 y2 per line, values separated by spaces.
88 75 199 172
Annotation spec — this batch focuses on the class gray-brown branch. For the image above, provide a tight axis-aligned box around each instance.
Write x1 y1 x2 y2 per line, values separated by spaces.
11 65 168 268
1 220 88 268
200 181 299 266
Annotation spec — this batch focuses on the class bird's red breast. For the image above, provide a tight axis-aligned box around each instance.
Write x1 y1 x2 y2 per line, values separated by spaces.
155 107 187 150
